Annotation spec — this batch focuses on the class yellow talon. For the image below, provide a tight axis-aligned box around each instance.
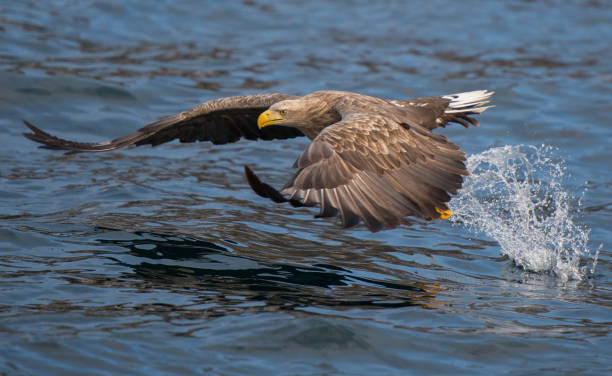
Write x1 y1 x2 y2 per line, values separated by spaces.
435 207 451 219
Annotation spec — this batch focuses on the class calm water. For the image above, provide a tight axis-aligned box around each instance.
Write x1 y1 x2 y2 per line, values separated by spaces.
1 1 611 375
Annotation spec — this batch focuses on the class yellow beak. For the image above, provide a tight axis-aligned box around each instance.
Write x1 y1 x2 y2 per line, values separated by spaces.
257 110 285 129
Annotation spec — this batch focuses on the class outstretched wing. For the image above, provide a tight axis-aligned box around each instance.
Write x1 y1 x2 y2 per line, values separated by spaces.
23 92 304 153
249 113 468 232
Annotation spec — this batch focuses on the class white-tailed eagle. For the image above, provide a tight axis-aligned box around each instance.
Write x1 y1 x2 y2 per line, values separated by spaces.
23 89 493 231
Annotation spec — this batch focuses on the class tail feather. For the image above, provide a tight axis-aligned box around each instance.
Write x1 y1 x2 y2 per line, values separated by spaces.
434 90 494 128
443 90 495 114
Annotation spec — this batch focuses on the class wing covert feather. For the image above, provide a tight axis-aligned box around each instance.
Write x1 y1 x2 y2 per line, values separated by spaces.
281 114 468 231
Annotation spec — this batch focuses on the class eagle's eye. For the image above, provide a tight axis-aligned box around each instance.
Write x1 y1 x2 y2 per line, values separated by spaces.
279 109 287 116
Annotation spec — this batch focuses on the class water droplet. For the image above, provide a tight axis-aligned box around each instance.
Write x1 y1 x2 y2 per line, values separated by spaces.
449 145 599 281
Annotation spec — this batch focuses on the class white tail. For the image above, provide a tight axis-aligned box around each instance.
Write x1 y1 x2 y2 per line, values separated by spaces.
443 90 495 114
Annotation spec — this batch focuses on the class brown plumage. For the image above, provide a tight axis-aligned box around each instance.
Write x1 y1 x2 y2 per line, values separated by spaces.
23 89 494 231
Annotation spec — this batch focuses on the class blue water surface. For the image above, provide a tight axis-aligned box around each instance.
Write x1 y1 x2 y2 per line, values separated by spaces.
1 1 610 375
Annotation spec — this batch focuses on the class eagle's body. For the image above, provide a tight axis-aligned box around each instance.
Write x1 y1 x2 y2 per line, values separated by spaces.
23 89 493 231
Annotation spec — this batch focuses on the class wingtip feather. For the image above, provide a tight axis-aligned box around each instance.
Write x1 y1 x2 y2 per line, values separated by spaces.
244 165 288 204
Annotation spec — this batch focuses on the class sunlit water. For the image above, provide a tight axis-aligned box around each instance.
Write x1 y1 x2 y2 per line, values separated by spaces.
1 0 611 375
451 145 600 281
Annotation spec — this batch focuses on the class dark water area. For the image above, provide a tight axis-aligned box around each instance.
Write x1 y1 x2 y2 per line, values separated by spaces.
1 1 611 375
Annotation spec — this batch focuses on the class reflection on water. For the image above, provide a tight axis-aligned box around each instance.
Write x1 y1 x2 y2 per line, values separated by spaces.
96 230 441 313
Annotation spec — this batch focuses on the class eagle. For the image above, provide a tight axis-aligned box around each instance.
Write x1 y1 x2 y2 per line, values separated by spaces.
23 89 494 232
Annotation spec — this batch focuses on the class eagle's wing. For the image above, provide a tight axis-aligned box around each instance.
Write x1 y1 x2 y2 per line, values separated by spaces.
23 92 303 153
248 113 468 232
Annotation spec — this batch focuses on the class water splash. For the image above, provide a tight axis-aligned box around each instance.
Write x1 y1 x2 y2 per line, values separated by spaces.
450 145 599 281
